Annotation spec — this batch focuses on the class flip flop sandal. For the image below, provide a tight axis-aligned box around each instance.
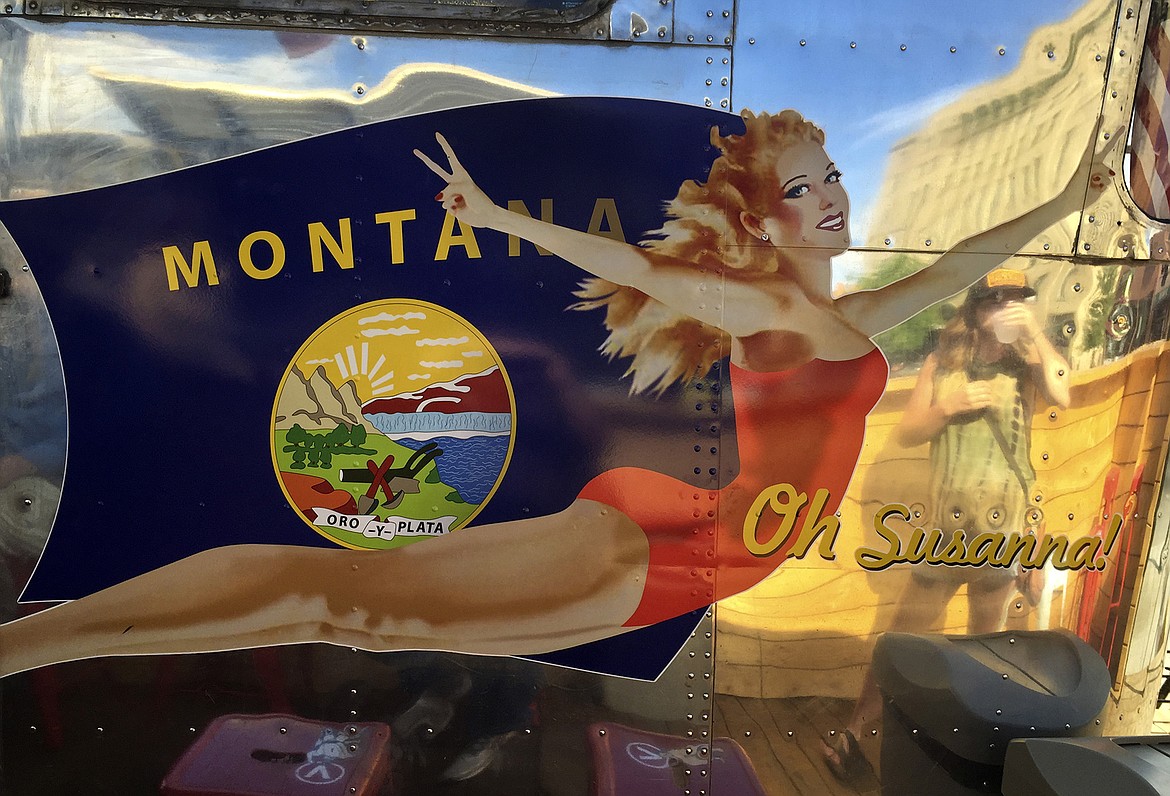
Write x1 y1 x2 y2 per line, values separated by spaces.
821 729 873 782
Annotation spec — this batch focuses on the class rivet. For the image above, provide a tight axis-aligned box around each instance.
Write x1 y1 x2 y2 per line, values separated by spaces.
720 77 728 86
744 730 752 737
1047 50 1055 59
799 39 807 46
1120 49 1127 56
884 237 892 245
598 729 606 736
850 41 857 49
1015 602 1023 609
1009 637 1016 644
1068 513 1075 520
704 98 712 107
1043 243 1051 250
950 46 957 53
996 709 1003 715
748 37 756 45
787 731 794 737
722 57 728 64
705 78 713 85
899 44 907 51
925 239 932 246
1088 215 1095 222
998 47 1006 55
97 727 104 733
1096 54 1103 61
1111 90 1118 98
706 56 713 64
658 29 666 38
706 9 713 16
1084 243 1091 251
721 9 729 16
1042 453 1049 460
1002 673 1009 679
189 727 196 733
706 35 714 42
688 34 695 42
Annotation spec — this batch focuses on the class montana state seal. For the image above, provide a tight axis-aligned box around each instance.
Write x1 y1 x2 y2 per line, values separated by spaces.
272 299 516 549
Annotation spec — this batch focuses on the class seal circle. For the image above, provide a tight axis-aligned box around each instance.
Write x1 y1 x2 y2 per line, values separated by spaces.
271 299 515 549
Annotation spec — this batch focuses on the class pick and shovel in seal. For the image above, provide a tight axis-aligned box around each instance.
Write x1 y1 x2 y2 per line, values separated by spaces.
339 442 444 514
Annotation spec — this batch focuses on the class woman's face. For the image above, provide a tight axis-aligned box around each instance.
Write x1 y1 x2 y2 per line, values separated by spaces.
758 141 850 256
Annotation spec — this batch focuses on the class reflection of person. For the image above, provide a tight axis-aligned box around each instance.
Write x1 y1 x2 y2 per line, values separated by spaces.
0 110 1104 677
823 267 1071 781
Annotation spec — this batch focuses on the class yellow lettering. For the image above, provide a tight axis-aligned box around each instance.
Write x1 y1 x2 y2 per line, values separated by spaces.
787 488 840 560
238 231 286 280
435 214 482 261
309 218 354 272
163 241 219 291
374 210 416 265
586 198 626 242
855 503 910 571
506 200 554 256
1066 535 1101 570
968 532 1005 566
998 533 1036 566
743 483 806 557
939 530 968 564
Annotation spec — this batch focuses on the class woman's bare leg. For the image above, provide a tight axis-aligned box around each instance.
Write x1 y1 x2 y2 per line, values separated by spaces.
0 499 648 677
967 577 1017 634
845 575 959 736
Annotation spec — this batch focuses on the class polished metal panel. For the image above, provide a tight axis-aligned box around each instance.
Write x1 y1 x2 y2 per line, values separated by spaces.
731 0 1116 257
608 0 672 42
0 18 724 196
673 0 733 48
4 0 1170 792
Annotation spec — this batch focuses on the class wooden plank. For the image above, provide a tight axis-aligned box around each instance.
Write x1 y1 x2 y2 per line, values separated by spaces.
714 695 799 795
787 696 881 795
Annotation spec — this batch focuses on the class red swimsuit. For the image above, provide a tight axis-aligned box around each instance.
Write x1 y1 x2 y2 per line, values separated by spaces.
578 348 889 626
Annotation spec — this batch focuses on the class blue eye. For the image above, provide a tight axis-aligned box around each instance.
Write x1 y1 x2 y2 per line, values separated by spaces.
784 183 810 199
826 170 843 184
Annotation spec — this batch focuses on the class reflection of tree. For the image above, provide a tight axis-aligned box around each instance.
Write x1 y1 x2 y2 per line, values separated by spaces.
1078 264 1120 357
854 254 951 366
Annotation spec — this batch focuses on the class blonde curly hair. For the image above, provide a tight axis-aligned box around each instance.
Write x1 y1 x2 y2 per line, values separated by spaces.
571 109 826 394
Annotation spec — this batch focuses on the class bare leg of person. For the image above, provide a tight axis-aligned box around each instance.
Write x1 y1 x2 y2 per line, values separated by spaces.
844 575 960 737
967 577 1017 634
0 499 649 677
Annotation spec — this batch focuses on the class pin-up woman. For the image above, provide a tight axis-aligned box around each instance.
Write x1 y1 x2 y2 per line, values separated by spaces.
0 111 1105 677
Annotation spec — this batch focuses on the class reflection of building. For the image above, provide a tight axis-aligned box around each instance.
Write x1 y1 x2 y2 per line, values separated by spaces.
871 0 1111 250
869 0 1119 367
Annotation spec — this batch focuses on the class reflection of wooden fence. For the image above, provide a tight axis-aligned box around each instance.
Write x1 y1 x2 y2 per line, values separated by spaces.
716 342 1170 701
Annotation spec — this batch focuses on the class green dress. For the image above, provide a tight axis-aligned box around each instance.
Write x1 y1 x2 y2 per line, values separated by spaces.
916 350 1035 585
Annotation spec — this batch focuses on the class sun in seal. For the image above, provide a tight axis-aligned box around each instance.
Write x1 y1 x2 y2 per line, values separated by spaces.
271 298 516 550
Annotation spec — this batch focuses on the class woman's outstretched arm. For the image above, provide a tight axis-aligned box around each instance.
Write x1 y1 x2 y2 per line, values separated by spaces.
838 124 1117 336
0 500 649 677
414 134 799 340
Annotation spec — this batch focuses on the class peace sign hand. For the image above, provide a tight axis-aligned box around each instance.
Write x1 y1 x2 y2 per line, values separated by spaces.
414 133 502 229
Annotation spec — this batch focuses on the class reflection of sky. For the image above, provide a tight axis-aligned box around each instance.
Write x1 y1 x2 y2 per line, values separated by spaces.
18 0 1093 248
732 0 1092 245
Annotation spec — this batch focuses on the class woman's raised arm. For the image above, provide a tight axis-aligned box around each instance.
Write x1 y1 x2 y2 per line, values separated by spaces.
414 134 787 339
837 123 1118 337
